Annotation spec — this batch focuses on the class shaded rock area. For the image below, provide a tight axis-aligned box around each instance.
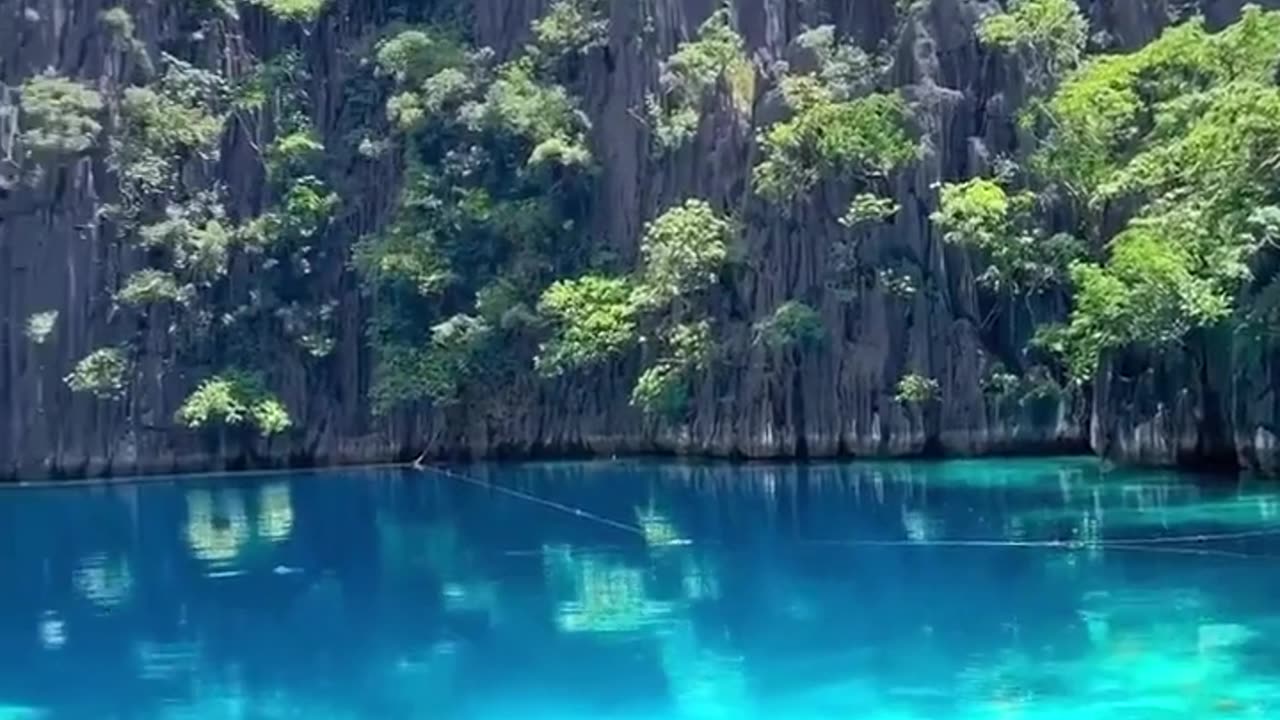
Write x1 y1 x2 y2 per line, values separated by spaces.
1 0 1275 479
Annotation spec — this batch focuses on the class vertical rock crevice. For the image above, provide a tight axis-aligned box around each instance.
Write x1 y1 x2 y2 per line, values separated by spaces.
0 0 1273 478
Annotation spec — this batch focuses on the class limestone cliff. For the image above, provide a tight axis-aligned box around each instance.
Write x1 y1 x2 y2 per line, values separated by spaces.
0 0 1272 479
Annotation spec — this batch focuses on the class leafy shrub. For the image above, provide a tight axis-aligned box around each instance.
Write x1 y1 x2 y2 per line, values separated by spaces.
99 6 150 70
755 92 915 202
277 175 340 237
755 301 825 350
353 230 454 297
670 319 713 358
932 178 1082 293
631 362 690 419
369 316 492 413
635 199 731 307
247 0 328 22
18 74 103 156
1059 223 1234 378
537 276 639 374
266 130 324 180
137 200 233 280
369 345 449 414
982 369 1022 399
25 310 58 345
421 67 475 114
110 59 226 206
529 135 593 168
241 175 339 248
840 192 898 227
472 60 591 167
894 373 940 404
1025 8 1280 377
375 30 466 85
386 92 426 132
793 25 876 101
176 371 292 437
116 269 190 306
979 0 1087 93
66 347 130 399
532 0 609 61
648 8 753 149
630 321 714 418
99 6 134 38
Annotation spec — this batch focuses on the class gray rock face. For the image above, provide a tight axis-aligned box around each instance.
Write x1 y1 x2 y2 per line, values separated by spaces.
0 0 1271 479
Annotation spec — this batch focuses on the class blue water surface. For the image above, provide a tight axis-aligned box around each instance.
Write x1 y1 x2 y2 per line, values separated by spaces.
0 458 1278 719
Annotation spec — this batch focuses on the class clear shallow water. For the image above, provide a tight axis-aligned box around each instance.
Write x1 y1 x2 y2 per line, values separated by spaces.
1 458 1279 718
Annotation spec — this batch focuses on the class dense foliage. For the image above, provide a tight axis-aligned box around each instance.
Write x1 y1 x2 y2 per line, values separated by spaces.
176 372 292 437
647 9 754 149
895 373 940 405
755 90 915 202
537 200 732 417
356 20 598 414
932 178 1081 294
248 0 328 22
18 74 103 157
24 311 59 346
537 276 639 375
979 0 1088 92
531 0 609 64
1020 6 1280 378
65 348 130 399
755 302 825 351
23 0 1280 457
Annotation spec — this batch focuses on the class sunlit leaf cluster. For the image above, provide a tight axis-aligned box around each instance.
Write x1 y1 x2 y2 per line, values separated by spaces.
1023 7 1280 377
932 178 1082 293
647 9 754 150
18 74 103 156
755 91 915 202
66 347 131 399
978 0 1088 92
176 371 292 437
755 301 825 351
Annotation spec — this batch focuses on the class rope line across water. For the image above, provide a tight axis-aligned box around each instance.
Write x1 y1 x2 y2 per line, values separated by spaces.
420 464 1280 555
420 465 647 536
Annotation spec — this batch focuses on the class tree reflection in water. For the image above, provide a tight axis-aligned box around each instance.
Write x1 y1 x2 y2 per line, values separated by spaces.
0 460 1273 717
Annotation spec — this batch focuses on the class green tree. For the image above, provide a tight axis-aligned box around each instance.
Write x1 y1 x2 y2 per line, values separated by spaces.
793 25 878 101
25 311 59 345
1023 7 1280 377
630 320 714 418
248 0 328 23
66 347 130 399
176 371 292 437
635 199 731 308
755 301 826 350
841 192 899 227
647 8 754 149
116 269 191 307
754 91 916 202
537 276 639 374
979 0 1088 92
531 0 609 63
931 177 1081 294
18 74 103 156
895 373 940 404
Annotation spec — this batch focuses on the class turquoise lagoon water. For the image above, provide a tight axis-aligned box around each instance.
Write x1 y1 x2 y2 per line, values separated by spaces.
1 458 1279 718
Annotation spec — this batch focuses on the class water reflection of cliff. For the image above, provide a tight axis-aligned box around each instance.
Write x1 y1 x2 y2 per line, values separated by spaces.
0 461 1276 717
